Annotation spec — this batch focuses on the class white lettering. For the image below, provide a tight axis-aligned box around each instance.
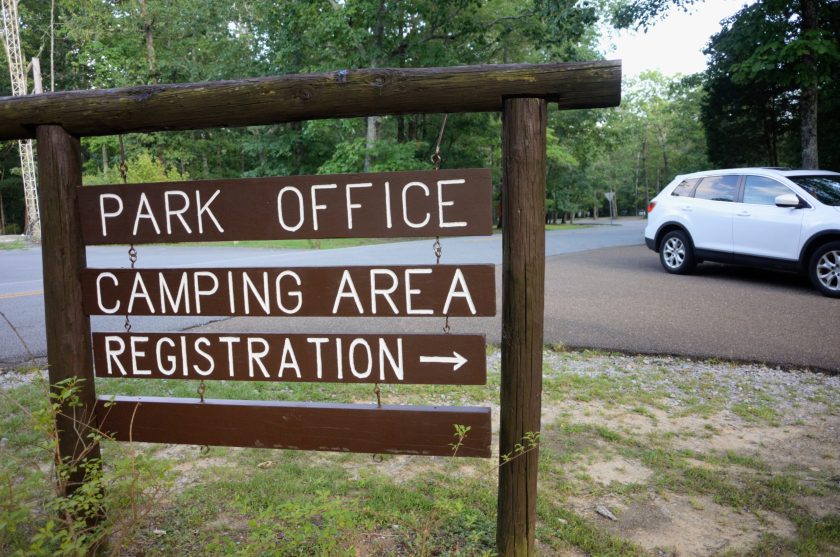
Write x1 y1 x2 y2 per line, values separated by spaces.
132 193 161 236
307 337 329 379
277 187 305 232
402 182 431 229
104 336 127 376
278 338 301 378
159 272 190 314
164 191 192 234
247 337 270 378
194 337 214 376
243 272 270 315
346 183 372 229
404 268 433 315
99 194 123 238
96 272 120 314
127 274 155 314
379 338 404 381
193 272 219 314
196 190 224 234
156 337 177 376
310 184 337 231
349 338 372 379
442 268 477 315
370 269 399 314
219 336 241 378
130 336 151 376
275 271 303 314
332 271 364 314
437 179 467 228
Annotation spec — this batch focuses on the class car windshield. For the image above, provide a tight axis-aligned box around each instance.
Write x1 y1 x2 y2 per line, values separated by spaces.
788 175 840 206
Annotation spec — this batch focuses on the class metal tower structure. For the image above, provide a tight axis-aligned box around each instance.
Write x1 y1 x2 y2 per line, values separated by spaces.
1 0 40 239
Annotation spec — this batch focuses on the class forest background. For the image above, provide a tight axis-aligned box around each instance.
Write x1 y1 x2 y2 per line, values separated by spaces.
1 0 839 234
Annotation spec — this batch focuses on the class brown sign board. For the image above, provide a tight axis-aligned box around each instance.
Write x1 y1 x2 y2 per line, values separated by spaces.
95 396 492 457
92 332 486 384
77 169 492 245
81 265 495 317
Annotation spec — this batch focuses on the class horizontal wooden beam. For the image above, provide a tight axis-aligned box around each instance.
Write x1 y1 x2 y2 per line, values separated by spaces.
96 396 492 457
0 61 621 140
77 169 492 244
92 332 487 384
81 265 496 317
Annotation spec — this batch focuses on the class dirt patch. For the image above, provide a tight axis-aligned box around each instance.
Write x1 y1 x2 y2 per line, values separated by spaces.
586 456 653 486
571 494 796 557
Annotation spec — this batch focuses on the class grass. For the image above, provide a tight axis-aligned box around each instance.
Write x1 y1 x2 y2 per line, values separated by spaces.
3 350 840 556
0 239 30 250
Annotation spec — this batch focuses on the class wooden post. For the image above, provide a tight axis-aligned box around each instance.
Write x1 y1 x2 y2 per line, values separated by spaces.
36 125 101 496
497 98 547 556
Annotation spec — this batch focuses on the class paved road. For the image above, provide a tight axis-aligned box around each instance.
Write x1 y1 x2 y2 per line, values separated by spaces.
3 219 838 372
0 221 643 364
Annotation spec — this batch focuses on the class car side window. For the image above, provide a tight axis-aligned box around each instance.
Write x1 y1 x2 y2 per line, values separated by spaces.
742 175 794 205
693 175 739 202
671 178 700 197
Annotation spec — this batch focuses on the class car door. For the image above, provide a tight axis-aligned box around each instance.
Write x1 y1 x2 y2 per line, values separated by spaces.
732 175 804 261
683 175 739 254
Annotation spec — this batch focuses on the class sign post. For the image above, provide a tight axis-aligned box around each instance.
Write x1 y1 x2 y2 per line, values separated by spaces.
10 62 622 556
497 98 547 556
35 125 101 497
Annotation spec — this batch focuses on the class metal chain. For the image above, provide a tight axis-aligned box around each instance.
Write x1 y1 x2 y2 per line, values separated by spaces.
124 242 137 333
128 244 137 268
374 383 381 408
432 115 451 334
430 114 448 171
118 135 128 184
197 380 206 403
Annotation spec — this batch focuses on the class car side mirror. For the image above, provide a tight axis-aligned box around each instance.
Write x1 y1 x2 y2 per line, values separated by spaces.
775 193 802 208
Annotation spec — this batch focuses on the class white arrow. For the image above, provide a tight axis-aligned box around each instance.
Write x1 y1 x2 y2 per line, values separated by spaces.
419 351 468 371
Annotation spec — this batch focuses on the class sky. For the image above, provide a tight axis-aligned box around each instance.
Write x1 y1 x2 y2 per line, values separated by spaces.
600 0 753 78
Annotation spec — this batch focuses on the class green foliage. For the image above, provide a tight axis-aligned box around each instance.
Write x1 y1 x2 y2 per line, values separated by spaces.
318 138 430 175
83 152 188 185
702 0 840 169
0 377 171 556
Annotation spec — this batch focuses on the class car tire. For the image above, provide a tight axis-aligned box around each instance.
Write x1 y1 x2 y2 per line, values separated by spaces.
808 241 840 298
659 230 696 275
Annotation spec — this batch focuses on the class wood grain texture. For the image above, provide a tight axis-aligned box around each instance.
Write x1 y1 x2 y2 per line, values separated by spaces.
80 265 496 317
497 99 547 557
35 125 101 495
95 396 492 457
77 169 492 244
0 62 620 139
91 332 487 385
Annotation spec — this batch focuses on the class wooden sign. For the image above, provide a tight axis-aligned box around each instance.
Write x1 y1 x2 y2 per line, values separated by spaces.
92 332 486 384
96 396 492 457
77 169 492 245
81 265 496 317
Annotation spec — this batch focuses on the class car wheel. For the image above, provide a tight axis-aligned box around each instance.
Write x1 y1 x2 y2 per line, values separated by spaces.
659 230 696 274
809 241 840 298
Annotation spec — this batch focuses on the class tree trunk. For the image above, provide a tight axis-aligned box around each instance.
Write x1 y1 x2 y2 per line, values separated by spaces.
800 87 819 169
138 0 158 83
364 0 386 172
102 143 109 174
800 0 819 169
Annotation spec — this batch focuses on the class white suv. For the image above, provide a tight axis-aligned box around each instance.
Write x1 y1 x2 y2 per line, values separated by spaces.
645 168 840 297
